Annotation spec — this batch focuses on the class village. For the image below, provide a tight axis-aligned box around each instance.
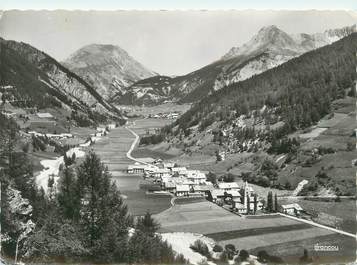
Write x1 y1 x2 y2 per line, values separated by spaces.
127 160 304 216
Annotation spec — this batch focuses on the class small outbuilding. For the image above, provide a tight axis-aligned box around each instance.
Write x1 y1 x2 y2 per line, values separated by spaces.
279 203 303 216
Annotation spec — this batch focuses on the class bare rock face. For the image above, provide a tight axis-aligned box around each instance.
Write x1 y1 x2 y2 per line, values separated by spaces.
214 24 356 91
5 187 35 245
63 44 156 100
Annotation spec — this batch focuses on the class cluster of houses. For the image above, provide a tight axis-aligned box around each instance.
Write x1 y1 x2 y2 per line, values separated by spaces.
127 160 265 214
148 112 180 119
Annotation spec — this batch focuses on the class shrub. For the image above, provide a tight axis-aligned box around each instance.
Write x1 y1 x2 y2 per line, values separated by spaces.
32 135 46 151
224 244 236 259
21 142 30 153
212 244 223 252
224 244 236 253
222 173 235 182
190 240 211 258
257 250 284 264
219 250 228 262
239 249 249 261
284 181 292 190
140 134 165 145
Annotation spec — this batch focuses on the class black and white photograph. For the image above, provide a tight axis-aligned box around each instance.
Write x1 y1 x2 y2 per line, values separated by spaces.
0 1 356 264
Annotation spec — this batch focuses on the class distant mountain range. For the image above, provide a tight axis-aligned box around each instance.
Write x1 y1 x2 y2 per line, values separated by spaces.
0 38 122 123
63 44 156 100
111 24 355 106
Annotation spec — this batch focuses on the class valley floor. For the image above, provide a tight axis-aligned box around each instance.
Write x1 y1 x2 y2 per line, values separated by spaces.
92 118 173 216
154 200 356 263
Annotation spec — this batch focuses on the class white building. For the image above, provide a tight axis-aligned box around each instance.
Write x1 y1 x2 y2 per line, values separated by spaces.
186 170 206 184
36 112 54 119
127 163 158 174
224 190 241 202
163 181 176 192
279 203 303 216
151 168 171 178
107 124 116 129
171 167 187 176
193 184 214 197
218 182 240 191
127 164 146 174
209 189 225 202
176 185 190 197
232 202 247 214
163 162 175 169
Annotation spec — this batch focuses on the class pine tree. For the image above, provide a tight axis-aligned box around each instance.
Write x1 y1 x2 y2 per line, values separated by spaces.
253 193 258 214
75 152 131 259
136 211 160 235
71 152 76 163
57 167 80 220
246 195 251 214
267 191 273 212
47 175 55 201
274 193 279 212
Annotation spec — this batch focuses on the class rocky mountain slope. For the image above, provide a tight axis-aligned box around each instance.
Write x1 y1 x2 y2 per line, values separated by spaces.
113 24 355 106
0 38 122 123
63 44 156 100
139 33 356 196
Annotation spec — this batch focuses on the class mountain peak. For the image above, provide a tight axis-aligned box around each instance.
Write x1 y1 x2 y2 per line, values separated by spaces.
222 25 299 60
63 43 156 100
254 25 296 48
66 43 129 63
258 25 280 34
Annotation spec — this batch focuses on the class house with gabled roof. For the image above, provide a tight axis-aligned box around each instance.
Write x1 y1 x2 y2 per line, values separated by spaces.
218 182 239 191
208 189 225 202
279 203 303 216
176 184 190 197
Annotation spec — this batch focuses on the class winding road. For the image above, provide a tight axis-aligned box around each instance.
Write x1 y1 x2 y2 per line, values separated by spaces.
125 126 153 166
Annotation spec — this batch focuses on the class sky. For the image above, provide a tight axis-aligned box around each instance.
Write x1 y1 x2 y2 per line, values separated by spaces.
1 0 357 11
0 4 357 75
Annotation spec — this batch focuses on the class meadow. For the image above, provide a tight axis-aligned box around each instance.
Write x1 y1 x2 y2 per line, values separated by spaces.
154 200 353 262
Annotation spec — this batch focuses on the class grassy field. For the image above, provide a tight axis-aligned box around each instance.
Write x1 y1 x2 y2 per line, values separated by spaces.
154 201 353 262
130 118 173 136
123 190 172 216
250 233 356 264
131 147 176 160
278 198 356 234
218 226 334 251
156 202 310 234
92 127 133 172
174 197 206 205
127 103 192 117
205 223 312 241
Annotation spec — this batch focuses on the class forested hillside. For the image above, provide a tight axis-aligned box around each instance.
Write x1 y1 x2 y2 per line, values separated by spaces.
0 114 186 263
173 33 356 136
0 38 123 125
139 33 356 196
